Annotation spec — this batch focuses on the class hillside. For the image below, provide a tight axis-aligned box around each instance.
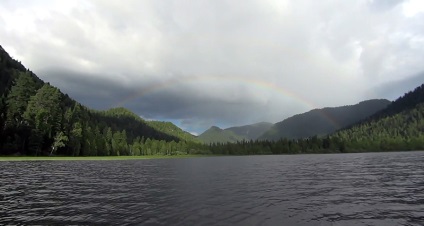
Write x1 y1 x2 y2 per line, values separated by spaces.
146 120 199 143
198 126 244 144
0 45 201 156
226 122 273 140
333 84 424 151
198 122 272 144
260 99 391 140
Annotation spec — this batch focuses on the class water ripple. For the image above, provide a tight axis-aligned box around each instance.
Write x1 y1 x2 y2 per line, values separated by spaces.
1 152 424 225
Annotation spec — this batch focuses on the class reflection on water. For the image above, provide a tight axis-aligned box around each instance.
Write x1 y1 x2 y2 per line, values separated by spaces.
1 151 424 225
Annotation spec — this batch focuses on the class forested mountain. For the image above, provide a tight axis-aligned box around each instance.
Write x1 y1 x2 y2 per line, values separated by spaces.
0 45 205 156
332 84 424 151
198 126 244 144
146 120 199 143
198 122 272 144
259 99 391 140
368 84 424 120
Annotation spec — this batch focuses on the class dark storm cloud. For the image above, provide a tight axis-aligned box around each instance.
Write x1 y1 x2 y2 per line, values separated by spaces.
40 68 280 131
39 68 133 110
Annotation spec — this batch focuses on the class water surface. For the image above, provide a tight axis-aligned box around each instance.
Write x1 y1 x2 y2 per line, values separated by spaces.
1 151 424 225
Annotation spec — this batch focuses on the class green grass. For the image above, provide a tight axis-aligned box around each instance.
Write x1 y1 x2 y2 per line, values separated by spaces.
0 155 202 161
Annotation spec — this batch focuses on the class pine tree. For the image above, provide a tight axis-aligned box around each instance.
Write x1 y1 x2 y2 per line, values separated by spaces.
6 71 37 128
24 84 62 135
0 95 6 149
105 127 113 156
23 84 62 152
69 122 83 156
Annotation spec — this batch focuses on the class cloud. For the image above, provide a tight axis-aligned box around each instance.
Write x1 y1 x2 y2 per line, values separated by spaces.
1 0 424 133
39 68 133 110
372 71 424 100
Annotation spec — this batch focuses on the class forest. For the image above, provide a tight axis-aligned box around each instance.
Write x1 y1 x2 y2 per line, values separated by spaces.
1 44 424 156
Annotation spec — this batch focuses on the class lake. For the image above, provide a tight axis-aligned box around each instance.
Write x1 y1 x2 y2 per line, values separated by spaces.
1 151 423 225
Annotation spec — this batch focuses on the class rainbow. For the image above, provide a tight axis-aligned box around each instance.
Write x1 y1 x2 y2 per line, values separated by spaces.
113 75 341 128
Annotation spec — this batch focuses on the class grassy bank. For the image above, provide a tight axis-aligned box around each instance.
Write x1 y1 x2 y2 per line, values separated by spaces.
0 155 202 161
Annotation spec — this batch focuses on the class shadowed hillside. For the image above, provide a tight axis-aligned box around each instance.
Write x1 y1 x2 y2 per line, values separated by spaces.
260 99 391 140
198 126 244 144
226 122 273 140
333 84 424 151
198 122 272 144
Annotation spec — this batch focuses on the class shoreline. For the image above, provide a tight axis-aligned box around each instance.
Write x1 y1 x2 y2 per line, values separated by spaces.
1 150 422 161
0 155 203 161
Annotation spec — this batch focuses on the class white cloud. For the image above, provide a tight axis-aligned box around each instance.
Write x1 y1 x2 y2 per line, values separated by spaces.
402 0 424 17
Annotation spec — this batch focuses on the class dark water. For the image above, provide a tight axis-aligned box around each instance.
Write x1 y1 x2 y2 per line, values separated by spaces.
1 152 424 225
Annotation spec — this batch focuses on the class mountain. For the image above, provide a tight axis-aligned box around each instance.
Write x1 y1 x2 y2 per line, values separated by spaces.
198 122 273 144
0 45 201 156
198 126 244 144
260 99 391 140
207 84 424 155
146 120 199 143
369 84 424 120
225 122 273 140
333 83 424 151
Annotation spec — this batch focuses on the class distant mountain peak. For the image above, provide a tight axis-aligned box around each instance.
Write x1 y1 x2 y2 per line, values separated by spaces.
209 126 222 130
198 122 273 143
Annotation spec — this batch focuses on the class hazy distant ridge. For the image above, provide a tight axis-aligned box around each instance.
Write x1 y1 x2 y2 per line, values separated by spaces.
259 99 391 140
198 122 272 144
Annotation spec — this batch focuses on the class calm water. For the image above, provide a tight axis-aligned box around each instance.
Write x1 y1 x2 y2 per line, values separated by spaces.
1 152 424 226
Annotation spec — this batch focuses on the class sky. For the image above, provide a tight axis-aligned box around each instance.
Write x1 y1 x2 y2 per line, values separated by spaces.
1 0 424 135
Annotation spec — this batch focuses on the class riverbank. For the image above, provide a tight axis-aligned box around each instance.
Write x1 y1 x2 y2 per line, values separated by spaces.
0 155 202 161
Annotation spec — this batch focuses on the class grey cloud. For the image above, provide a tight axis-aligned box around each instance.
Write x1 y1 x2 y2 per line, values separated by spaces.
1 0 424 133
368 0 405 12
373 71 424 100
39 68 133 110
40 67 302 132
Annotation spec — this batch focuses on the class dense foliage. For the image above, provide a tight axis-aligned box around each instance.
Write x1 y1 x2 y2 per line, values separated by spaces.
207 137 346 155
